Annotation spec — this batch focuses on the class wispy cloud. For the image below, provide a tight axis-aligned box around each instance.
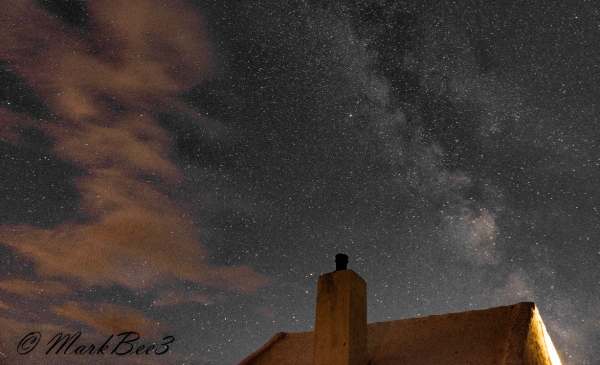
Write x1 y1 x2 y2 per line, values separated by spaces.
0 0 267 360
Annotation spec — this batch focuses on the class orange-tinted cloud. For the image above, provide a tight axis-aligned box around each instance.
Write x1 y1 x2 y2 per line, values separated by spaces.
0 0 267 295
0 315 169 365
0 317 75 365
151 289 218 307
0 279 71 296
0 191 266 292
0 300 10 311
0 1 267 353
52 301 161 337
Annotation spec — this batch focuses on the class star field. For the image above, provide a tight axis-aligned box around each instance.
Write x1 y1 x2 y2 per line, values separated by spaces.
0 0 599 364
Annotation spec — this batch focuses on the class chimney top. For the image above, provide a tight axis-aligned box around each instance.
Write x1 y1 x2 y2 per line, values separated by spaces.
335 253 348 271
314 254 367 365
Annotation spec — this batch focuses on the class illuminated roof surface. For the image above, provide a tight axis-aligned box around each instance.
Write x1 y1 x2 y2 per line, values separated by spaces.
241 302 562 365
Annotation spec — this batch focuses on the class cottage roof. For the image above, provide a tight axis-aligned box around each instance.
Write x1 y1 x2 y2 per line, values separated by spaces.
240 302 562 365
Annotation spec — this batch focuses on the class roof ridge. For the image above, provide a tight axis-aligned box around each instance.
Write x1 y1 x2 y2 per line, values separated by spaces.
238 302 544 365
366 301 536 327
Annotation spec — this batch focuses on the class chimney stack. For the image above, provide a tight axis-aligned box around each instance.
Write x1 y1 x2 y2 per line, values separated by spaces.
313 254 367 365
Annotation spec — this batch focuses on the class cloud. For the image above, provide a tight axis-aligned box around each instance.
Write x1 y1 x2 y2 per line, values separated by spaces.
0 1 268 356
0 315 168 364
0 300 9 311
0 0 267 294
52 301 161 336
0 279 71 296
0 174 267 292
151 289 217 307
0 316 77 365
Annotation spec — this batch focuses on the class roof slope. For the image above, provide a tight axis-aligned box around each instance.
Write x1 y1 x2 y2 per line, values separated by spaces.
239 302 562 365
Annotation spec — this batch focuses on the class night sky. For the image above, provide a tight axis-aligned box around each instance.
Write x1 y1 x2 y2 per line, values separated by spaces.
1 0 599 364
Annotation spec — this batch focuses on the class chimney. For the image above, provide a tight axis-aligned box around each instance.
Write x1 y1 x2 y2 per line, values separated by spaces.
313 254 367 365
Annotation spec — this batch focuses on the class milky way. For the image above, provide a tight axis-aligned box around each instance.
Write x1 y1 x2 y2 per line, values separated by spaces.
1 1 599 364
